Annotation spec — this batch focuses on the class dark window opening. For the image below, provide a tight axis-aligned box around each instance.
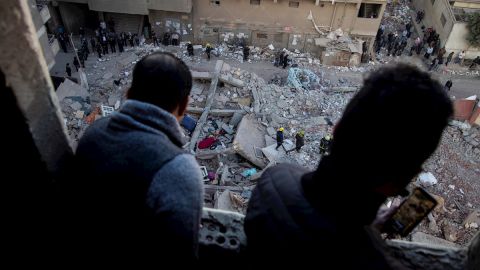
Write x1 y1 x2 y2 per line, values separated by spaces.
274 33 283 42
289 1 299 8
250 0 261 5
357 3 382 19
440 13 447 27
212 28 219 33
257 33 268 39
210 0 220 6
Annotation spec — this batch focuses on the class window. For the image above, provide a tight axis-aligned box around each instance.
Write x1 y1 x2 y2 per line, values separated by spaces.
274 33 283 42
440 13 447 27
289 1 299 8
256 33 268 39
250 0 261 5
431 0 436 5
210 0 220 6
212 28 219 33
357 3 382 19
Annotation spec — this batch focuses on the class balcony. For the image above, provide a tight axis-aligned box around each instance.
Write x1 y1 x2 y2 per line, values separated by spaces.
199 208 479 268
38 5 51 24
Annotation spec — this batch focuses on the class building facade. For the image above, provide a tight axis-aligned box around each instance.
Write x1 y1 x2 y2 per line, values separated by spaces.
413 0 480 58
193 0 385 54
29 0 60 70
51 0 385 56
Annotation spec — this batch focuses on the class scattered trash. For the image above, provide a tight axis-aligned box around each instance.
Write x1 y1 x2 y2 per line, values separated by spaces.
417 172 437 187
241 168 257 178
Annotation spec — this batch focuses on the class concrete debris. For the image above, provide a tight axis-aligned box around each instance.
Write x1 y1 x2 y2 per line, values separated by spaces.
287 68 320 91
411 232 459 248
233 115 267 168
101 105 114 117
56 78 89 102
417 172 438 187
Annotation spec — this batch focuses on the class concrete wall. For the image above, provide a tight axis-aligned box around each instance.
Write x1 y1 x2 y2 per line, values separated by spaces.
412 0 456 47
148 0 193 13
0 0 73 175
193 0 384 51
87 0 148 15
453 1 480 9
446 22 480 58
149 9 194 41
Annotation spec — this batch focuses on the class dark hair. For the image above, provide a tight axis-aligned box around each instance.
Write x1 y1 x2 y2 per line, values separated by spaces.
127 52 192 112
327 64 453 187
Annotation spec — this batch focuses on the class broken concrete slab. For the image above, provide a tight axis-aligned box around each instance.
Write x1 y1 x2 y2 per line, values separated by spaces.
56 78 89 102
191 71 212 80
233 97 252 107
70 101 82 111
265 134 276 146
261 144 286 163
267 127 276 136
191 70 245 88
219 74 245 88
222 123 234 135
283 139 296 152
411 232 459 248
214 190 236 212
229 112 244 127
233 115 267 168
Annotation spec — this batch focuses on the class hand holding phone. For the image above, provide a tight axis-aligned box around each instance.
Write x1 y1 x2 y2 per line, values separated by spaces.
382 187 438 237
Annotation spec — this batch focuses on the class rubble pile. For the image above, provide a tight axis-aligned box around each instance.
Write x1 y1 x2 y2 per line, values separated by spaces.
57 42 478 246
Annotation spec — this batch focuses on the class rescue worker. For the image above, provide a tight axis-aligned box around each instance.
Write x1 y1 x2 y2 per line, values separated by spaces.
319 134 332 156
205 43 213 60
276 127 284 150
187 43 194 56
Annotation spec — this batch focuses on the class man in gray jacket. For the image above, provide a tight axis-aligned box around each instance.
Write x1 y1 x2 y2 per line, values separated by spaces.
73 52 203 262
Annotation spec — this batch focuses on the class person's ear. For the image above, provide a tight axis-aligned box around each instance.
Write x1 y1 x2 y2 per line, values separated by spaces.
175 96 189 121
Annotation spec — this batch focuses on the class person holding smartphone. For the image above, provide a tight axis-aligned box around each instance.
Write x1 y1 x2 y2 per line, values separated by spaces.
245 64 453 268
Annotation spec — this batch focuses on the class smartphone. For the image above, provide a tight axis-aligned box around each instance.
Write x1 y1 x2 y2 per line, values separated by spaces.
384 187 438 237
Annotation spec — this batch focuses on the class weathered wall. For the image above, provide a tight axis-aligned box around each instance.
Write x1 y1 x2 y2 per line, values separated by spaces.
445 22 480 58
148 0 193 13
453 1 480 9
0 0 73 174
149 9 194 41
412 0 456 47
193 0 384 51
87 0 148 15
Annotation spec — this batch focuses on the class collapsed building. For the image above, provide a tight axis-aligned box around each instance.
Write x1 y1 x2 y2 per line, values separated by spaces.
1 0 479 268
42 0 386 66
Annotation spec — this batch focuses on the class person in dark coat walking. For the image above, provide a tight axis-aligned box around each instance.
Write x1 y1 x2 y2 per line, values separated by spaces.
244 64 453 268
117 37 124 53
73 57 80 71
243 46 250 61
279 51 285 68
444 79 453 91
65 63 72 77
187 43 194 56
96 43 102 58
90 37 96 53
70 52 204 263
275 127 284 150
287 131 305 153
445 52 454 66
282 54 289 69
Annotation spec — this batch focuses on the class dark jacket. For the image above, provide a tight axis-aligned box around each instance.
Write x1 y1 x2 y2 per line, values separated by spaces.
295 133 304 149
71 100 203 261
245 163 407 269
276 130 284 143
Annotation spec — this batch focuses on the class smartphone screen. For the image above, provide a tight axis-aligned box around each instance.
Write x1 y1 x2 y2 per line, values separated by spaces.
386 187 438 237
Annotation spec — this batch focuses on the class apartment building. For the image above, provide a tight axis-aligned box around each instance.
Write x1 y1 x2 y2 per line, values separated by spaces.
413 0 480 58
50 0 386 55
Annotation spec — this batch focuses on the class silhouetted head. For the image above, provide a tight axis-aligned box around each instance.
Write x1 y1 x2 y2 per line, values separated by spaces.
320 64 453 196
127 52 192 120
